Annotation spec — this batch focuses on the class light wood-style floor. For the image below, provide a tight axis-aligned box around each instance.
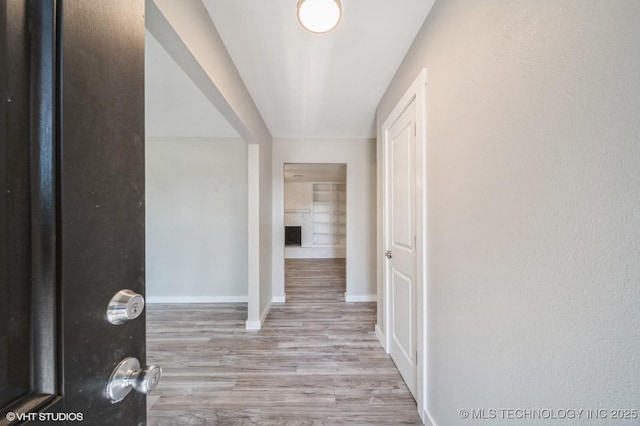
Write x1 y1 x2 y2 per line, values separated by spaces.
147 258 421 425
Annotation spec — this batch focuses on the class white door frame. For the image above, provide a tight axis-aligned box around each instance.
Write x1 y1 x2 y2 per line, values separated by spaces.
381 68 428 422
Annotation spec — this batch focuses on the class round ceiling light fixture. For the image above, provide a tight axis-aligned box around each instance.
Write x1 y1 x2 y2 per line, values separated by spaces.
297 0 342 34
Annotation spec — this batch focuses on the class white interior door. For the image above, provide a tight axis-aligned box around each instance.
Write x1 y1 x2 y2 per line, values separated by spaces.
385 99 417 398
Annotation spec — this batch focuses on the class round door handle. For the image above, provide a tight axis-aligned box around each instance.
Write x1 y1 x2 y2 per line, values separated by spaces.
130 365 162 395
107 289 145 325
106 357 162 403
385 250 393 259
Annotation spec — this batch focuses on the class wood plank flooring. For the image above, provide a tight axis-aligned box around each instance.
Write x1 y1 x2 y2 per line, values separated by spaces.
147 258 422 425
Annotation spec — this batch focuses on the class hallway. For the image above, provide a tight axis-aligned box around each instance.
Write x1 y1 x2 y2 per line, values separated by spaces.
147 259 421 425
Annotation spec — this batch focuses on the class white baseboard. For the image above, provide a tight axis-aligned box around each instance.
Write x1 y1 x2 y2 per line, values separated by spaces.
375 324 385 350
260 301 272 325
272 295 286 303
147 296 248 304
345 293 377 302
424 409 436 426
245 320 261 330
246 300 273 331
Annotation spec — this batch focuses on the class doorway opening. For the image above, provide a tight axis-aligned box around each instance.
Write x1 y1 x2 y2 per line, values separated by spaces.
144 25 253 416
144 29 249 307
283 164 347 302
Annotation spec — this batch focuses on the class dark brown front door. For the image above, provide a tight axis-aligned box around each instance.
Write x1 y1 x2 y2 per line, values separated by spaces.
1 0 148 423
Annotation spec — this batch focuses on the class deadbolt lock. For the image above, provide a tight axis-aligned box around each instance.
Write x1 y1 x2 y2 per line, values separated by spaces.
107 289 145 325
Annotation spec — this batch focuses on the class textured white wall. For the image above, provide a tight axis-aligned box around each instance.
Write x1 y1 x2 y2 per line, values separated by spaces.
377 1 640 424
146 137 248 302
273 139 376 299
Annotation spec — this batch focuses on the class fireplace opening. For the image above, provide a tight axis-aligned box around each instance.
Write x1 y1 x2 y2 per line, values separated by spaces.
285 226 302 246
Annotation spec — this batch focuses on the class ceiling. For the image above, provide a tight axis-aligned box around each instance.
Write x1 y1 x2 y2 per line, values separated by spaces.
284 163 346 183
145 30 239 138
202 0 435 139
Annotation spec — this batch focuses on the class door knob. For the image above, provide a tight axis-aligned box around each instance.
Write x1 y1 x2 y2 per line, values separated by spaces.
107 289 145 324
385 250 393 259
106 357 162 403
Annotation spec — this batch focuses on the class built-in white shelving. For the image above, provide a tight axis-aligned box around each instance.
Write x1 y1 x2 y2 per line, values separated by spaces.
313 183 346 246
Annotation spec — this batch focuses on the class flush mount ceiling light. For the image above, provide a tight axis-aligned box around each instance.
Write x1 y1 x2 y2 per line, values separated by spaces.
297 0 342 34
